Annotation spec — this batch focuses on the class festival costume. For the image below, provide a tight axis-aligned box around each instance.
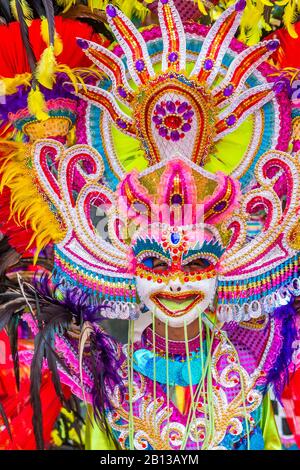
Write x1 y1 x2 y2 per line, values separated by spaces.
0 0 299 450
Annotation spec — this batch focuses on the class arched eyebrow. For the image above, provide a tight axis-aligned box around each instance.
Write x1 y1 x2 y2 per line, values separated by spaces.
182 240 225 264
132 237 171 260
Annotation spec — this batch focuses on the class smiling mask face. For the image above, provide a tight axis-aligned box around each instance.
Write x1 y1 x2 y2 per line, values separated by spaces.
133 226 224 328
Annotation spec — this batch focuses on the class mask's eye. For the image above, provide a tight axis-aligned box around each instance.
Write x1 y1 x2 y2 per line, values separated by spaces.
140 257 169 272
182 258 212 273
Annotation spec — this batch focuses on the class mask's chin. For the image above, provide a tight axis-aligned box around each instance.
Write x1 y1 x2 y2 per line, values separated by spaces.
136 277 217 328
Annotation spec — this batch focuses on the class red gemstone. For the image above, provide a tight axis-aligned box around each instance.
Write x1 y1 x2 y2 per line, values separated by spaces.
164 115 183 130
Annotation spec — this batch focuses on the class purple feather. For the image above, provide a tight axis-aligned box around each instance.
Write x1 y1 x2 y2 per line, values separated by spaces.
265 299 298 402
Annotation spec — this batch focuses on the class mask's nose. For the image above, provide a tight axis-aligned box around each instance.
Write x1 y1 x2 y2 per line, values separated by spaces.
169 280 182 293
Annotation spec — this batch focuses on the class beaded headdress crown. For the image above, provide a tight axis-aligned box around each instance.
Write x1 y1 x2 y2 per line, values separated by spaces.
74 0 280 170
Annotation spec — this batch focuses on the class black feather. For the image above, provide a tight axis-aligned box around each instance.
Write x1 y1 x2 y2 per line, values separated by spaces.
29 291 73 449
16 0 37 73
30 0 46 18
41 0 55 45
0 400 12 441
7 314 20 389
30 330 46 450
0 0 13 22
0 237 20 278
0 298 25 331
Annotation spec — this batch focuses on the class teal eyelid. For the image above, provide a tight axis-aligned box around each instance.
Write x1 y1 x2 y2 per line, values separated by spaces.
132 237 172 261
182 240 225 264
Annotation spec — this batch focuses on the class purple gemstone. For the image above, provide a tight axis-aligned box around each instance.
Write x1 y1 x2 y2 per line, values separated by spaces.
235 0 246 12
226 114 236 126
178 102 188 113
155 104 166 116
159 127 168 137
106 4 117 17
171 194 182 205
183 110 194 120
161 0 169 4
223 84 234 97
204 59 213 71
135 59 145 72
181 123 191 132
117 119 127 129
152 116 163 125
118 86 127 98
214 201 227 212
170 130 180 142
168 52 178 63
77 38 89 50
267 40 279 51
166 101 176 113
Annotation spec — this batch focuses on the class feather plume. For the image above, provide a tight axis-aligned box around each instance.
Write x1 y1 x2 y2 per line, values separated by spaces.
10 0 33 23
7 314 20 389
0 0 13 22
35 46 56 89
41 0 55 45
61 4 106 23
15 0 36 73
0 401 12 441
0 237 20 276
27 85 49 119
0 140 65 259
41 17 63 56
55 0 76 13
283 0 298 39
196 0 207 15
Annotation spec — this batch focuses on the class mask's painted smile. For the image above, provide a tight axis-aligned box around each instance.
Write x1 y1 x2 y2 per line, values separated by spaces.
151 291 205 317
132 226 225 327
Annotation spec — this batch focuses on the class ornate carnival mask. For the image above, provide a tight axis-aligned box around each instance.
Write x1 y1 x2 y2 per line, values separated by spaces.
119 158 239 327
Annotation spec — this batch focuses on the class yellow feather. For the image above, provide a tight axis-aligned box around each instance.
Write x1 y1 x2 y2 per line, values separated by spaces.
36 46 56 89
54 33 63 56
283 0 298 39
41 17 50 44
40 17 63 56
0 141 65 262
197 0 207 15
0 73 31 95
10 0 33 23
259 0 273 5
27 86 49 121
276 0 290 5
55 0 76 13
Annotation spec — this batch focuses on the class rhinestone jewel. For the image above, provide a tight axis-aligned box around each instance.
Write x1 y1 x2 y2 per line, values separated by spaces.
223 84 234 97
106 5 117 17
136 59 145 72
116 119 127 129
168 52 178 63
164 115 183 129
204 59 214 71
170 130 180 141
226 114 236 126
214 201 227 212
170 232 181 245
118 86 127 98
171 194 183 205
